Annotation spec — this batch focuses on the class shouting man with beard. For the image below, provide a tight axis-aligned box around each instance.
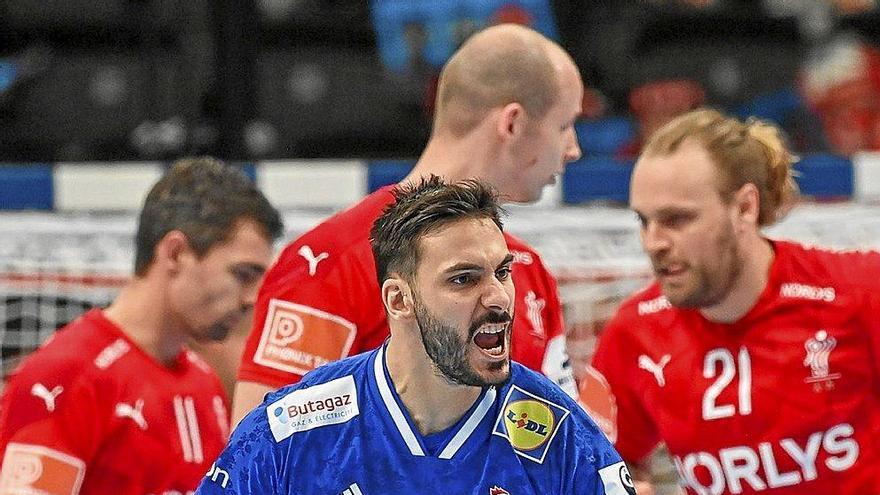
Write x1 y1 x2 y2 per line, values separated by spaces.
592 108 880 494
197 177 634 495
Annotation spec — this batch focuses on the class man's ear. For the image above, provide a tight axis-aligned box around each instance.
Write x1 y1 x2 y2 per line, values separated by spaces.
732 183 760 231
382 277 414 321
496 102 526 140
153 230 191 274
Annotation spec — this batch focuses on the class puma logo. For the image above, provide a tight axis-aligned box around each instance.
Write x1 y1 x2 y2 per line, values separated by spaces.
638 354 672 387
298 245 329 276
115 399 148 430
31 383 64 411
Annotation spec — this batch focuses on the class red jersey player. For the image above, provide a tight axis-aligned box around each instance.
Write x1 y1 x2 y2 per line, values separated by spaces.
232 24 585 423
592 108 880 494
0 157 283 494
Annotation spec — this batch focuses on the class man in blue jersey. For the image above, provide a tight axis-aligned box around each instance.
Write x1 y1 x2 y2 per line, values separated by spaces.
197 177 635 494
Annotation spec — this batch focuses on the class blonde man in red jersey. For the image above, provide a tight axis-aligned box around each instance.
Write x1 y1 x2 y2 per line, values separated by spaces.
593 108 880 494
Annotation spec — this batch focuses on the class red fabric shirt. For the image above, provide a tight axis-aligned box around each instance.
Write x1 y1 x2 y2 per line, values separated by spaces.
238 186 575 395
593 240 880 494
0 310 230 495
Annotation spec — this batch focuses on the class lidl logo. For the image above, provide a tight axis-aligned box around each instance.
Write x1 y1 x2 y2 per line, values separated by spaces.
493 385 569 463
504 400 553 450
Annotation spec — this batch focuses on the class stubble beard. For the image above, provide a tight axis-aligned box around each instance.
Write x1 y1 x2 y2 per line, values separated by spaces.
413 296 511 387
666 224 743 309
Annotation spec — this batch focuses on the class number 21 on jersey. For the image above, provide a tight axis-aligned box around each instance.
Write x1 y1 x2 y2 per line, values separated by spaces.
702 347 752 420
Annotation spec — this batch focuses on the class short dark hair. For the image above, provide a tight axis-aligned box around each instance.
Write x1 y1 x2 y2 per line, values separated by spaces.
134 156 284 275
370 176 504 285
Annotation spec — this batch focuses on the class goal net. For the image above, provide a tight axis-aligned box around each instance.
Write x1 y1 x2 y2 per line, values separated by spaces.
4 202 880 381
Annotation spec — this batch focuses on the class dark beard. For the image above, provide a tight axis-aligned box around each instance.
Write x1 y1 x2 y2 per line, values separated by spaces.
413 297 512 387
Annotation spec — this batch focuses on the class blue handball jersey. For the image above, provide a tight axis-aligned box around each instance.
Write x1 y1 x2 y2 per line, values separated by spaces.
197 345 635 495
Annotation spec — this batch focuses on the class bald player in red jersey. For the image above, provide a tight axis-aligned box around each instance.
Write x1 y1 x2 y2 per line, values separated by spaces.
592 108 880 494
233 23 585 423
0 158 283 494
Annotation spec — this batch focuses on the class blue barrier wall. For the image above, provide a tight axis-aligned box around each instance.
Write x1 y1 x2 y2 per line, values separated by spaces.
1 152 878 211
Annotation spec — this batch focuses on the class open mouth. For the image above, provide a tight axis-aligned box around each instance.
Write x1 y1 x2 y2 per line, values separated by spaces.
473 322 508 358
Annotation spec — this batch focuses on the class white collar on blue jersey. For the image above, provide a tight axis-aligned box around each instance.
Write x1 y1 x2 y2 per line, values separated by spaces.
373 345 497 459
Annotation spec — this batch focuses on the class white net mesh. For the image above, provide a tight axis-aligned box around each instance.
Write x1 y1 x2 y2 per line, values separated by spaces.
3 202 880 379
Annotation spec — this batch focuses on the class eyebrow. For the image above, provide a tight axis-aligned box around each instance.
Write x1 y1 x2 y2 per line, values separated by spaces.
633 205 698 217
233 262 267 276
498 253 515 268
441 253 514 274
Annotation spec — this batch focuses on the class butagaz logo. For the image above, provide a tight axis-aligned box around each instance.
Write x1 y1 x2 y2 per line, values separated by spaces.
598 461 637 495
493 386 569 464
489 486 510 495
804 330 841 390
254 299 357 375
524 291 546 339
273 393 352 423
780 283 836 302
637 295 671 315
267 375 359 442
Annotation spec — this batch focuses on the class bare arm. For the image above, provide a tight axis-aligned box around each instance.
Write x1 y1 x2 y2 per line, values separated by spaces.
231 381 275 427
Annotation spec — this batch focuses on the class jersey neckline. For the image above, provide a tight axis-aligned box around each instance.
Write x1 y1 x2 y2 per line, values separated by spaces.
371 344 497 459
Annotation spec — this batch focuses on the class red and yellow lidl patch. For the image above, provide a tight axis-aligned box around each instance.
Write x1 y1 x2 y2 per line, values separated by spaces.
0 443 85 495
254 299 357 375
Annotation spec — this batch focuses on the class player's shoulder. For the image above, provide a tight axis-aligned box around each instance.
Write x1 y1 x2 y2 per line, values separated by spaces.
280 348 374 392
264 189 393 286
505 362 576 407
503 232 543 265
289 188 393 254
253 349 374 437
611 282 670 323
7 310 125 383
774 240 880 292
203 352 377 491
0 311 133 420
182 349 227 386
503 231 557 284
595 282 675 358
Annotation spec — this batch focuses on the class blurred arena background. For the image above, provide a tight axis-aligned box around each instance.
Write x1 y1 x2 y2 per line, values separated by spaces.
2 1 880 492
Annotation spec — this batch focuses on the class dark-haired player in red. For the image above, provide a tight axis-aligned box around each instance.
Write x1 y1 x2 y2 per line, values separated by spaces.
0 157 283 494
